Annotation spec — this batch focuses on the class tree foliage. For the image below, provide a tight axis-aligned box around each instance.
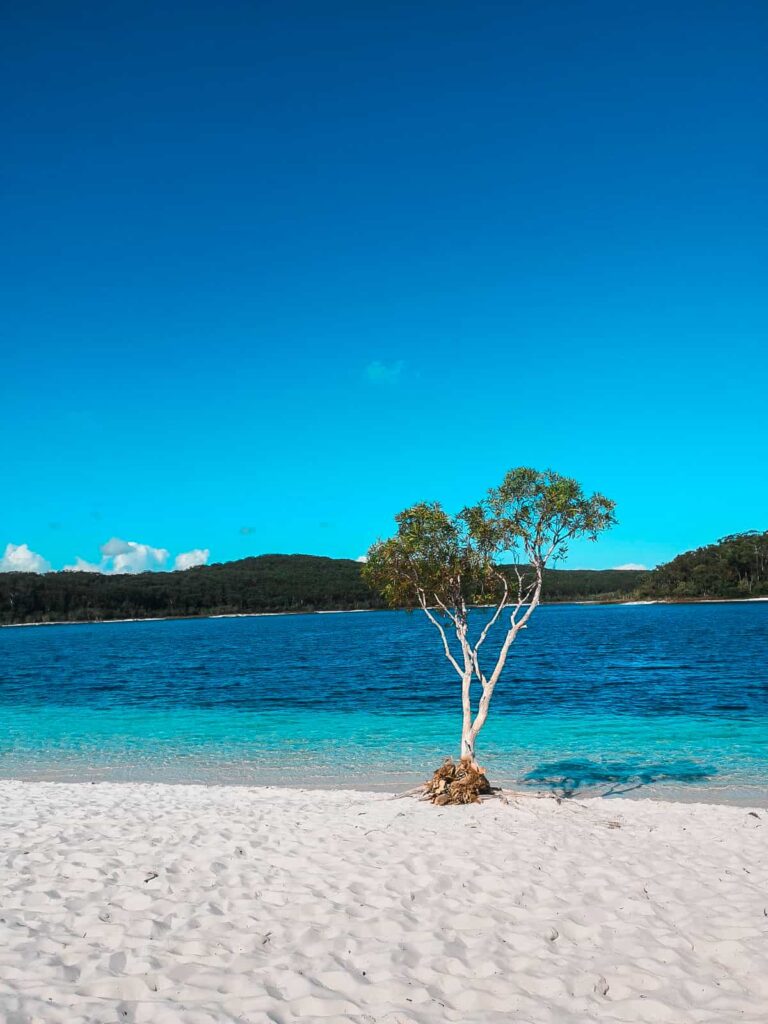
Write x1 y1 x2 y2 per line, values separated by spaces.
363 468 617 614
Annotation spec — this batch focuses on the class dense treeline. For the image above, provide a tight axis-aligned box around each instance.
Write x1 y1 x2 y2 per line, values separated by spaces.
531 567 649 602
0 556 379 625
0 555 649 625
1 533 764 625
640 531 768 599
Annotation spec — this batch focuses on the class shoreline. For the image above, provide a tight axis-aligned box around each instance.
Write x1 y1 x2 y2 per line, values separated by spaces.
0 608 380 628
1 778 766 1023
0 773 765 809
3 595 767 629
1 771 765 810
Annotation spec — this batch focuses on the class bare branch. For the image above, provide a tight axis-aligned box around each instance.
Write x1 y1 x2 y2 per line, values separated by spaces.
474 573 508 653
417 591 464 679
433 593 458 627
468 569 544 745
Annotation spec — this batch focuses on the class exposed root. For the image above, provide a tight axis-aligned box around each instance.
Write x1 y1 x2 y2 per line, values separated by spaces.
390 785 429 800
423 757 493 805
395 771 574 807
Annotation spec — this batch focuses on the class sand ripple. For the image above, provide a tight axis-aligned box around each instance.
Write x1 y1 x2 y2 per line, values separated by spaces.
0 781 766 1023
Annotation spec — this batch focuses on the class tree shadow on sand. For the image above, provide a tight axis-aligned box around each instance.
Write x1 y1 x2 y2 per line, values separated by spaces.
519 758 717 799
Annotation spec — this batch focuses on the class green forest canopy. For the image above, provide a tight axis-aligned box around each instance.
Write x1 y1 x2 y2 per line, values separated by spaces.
0 531 765 625
639 530 768 599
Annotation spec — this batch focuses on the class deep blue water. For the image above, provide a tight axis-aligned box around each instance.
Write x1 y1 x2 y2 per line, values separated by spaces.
1 604 767 802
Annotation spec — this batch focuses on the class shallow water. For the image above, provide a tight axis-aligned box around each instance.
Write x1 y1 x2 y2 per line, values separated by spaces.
1 604 767 803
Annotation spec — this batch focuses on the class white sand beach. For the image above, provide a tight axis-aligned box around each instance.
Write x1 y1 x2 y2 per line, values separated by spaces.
1 781 766 1024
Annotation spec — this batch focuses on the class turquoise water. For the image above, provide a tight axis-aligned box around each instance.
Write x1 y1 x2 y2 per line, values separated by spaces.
1 604 767 802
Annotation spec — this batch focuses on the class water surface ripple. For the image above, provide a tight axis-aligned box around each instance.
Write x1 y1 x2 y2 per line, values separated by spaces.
1 604 766 803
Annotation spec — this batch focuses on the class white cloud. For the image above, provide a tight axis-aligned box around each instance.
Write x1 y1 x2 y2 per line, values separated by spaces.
103 539 170 574
63 557 106 573
365 360 404 383
68 538 170 574
174 548 210 571
64 539 209 574
99 537 133 558
355 555 368 563
0 542 51 574
614 563 648 571
6 537 211 575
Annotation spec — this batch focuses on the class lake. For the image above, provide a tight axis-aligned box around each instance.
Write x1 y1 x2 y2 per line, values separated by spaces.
1 603 767 803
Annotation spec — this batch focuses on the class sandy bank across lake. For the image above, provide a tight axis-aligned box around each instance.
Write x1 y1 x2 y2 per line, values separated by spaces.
1 780 766 1023
3 595 767 628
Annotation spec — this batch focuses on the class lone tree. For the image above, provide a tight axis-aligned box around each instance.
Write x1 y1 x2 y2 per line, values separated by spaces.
363 468 616 802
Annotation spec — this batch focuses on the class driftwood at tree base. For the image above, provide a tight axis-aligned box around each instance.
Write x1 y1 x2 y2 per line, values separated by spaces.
423 757 493 805
392 779 564 806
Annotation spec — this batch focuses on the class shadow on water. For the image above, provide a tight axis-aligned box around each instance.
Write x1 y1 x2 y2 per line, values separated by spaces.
520 758 717 799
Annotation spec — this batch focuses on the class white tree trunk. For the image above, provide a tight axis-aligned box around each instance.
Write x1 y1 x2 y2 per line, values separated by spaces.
460 728 474 761
460 668 473 761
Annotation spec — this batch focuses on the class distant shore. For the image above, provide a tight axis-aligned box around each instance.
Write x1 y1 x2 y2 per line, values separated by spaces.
3 595 767 629
1 609 378 628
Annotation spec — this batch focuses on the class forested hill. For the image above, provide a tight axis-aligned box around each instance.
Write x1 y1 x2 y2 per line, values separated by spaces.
3 532 764 625
640 531 768 599
0 555 650 625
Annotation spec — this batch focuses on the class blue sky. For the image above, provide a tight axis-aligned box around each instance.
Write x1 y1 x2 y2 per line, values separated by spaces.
2 1 766 573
